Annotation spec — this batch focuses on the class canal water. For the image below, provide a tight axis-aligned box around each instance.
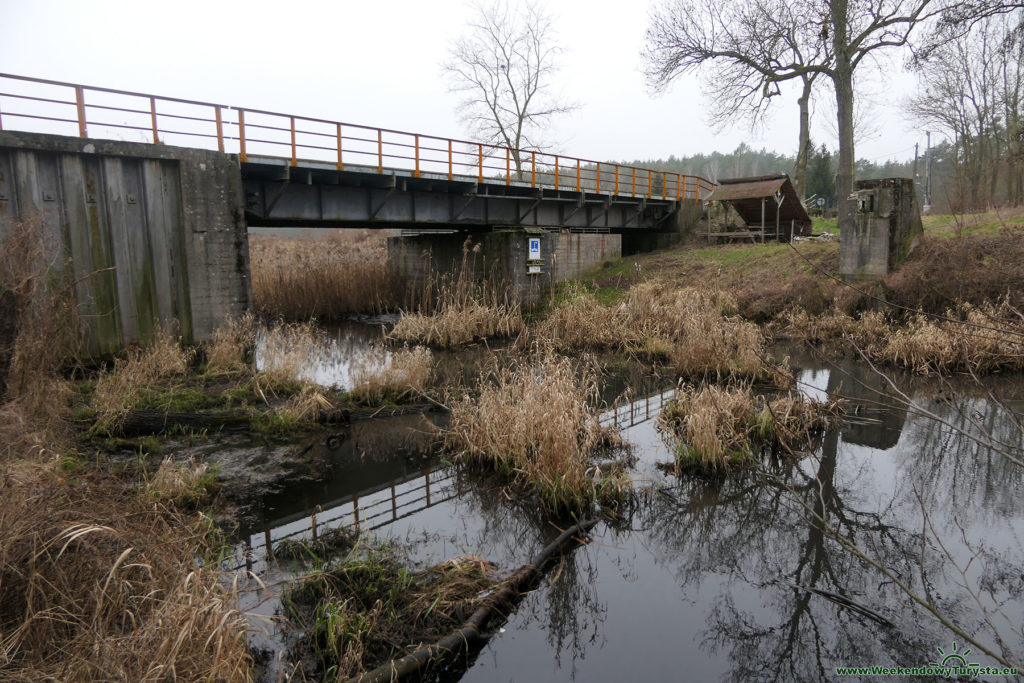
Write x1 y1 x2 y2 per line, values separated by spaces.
222 322 1024 680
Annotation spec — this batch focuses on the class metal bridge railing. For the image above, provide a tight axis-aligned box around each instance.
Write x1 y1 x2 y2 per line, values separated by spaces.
0 72 715 201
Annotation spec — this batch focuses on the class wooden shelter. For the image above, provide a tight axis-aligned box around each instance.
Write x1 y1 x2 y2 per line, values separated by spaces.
704 174 812 242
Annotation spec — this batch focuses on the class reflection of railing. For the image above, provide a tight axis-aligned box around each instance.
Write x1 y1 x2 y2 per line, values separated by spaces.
600 388 675 429
230 464 459 572
0 72 715 201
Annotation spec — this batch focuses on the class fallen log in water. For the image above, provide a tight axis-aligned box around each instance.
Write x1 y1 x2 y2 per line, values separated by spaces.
346 517 600 683
119 409 253 436
116 403 443 436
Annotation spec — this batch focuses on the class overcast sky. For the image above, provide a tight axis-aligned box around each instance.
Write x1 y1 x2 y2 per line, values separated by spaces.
0 0 928 169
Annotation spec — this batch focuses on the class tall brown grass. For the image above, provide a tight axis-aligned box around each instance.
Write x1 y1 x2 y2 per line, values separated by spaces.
534 281 766 379
203 312 257 376
881 300 1024 374
444 352 624 511
91 330 195 433
661 382 842 471
0 216 79 447
389 240 523 348
349 345 433 403
250 232 410 319
777 301 1024 375
0 462 251 681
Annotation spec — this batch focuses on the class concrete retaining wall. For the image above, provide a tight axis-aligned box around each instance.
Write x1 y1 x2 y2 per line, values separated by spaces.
387 231 622 306
0 131 249 355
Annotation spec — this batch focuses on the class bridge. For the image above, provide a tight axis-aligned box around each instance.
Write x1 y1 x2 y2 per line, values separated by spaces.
0 73 714 354
0 73 712 231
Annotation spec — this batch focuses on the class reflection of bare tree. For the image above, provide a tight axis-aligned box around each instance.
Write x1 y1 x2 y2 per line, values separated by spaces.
641 426 960 681
898 394 1024 525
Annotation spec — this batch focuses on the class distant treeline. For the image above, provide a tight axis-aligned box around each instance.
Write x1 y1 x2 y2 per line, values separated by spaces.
614 142 992 214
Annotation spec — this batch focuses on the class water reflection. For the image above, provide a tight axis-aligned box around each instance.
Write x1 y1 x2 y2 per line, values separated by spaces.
232 330 1024 681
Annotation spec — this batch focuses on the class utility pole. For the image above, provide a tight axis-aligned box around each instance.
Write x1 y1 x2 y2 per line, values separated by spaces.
913 142 919 183
924 131 932 210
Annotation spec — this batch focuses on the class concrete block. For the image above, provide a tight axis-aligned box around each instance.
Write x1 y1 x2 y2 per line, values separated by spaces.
839 178 922 280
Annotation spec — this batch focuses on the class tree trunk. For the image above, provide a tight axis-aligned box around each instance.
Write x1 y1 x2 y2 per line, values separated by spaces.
793 77 814 201
831 0 856 234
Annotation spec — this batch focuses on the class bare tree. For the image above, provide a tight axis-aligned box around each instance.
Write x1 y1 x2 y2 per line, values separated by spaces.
442 0 576 176
644 0 832 199
647 0 959 234
907 12 1024 210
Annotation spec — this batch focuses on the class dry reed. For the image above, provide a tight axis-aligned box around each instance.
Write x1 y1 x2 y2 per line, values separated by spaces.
147 455 216 506
880 300 1024 374
349 345 433 404
203 312 257 376
660 382 842 471
250 232 409 319
0 463 251 681
444 352 623 511
388 238 523 348
0 216 79 447
534 281 766 379
91 330 195 433
255 319 322 387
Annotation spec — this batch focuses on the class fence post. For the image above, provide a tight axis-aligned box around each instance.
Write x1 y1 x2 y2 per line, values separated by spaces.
377 130 383 174
290 116 297 166
414 134 421 177
149 97 159 144
214 106 224 152
74 86 87 138
342 123 350 169
238 110 247 162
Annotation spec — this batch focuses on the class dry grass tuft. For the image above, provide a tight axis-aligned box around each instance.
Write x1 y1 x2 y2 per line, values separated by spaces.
445 352 624 511
0 463 251 681
276 383 338 422
535 281 766 380
533 284 620 350
389 239 523 348
661 382 842 472
775 307 889 350
255 320 322 387
91 330 195 433
147 456 217 506
880 300 1024 374
204 312 256 376
349 345 433 404
0 216 79 444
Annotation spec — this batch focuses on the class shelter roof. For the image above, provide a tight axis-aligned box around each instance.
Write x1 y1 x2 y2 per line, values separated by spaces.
705 174 812 233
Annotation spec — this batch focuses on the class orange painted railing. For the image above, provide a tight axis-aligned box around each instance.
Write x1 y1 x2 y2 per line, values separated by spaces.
0 72 715 200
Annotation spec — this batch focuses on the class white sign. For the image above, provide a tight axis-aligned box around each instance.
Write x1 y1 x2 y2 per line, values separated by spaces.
528 237 541 260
